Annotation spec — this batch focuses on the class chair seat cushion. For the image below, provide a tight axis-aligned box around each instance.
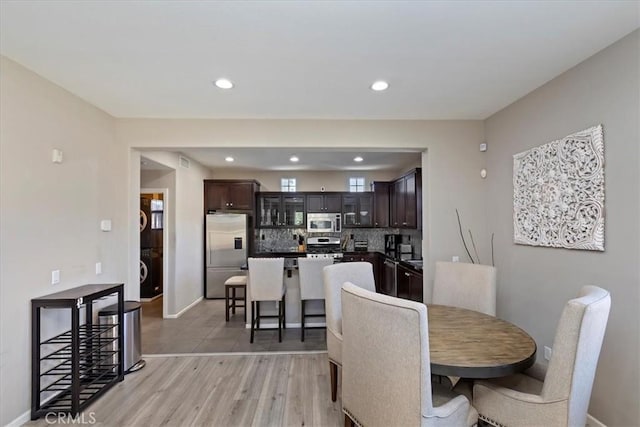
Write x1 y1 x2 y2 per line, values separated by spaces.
431 382 478 427
224 275 247 286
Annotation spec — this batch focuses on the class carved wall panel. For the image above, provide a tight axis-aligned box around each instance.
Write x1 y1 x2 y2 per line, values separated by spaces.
513 125 604 251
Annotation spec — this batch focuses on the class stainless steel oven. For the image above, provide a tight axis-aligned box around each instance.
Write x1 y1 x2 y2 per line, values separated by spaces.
307 213 341 233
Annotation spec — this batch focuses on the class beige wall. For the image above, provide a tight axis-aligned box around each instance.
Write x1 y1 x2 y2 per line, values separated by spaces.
116 119 489 301
0 57 128 425
139 152 210 316
484 30 639 426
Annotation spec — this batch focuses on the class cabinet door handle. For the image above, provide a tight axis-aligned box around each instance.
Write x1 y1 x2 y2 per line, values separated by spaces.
404 272 410 277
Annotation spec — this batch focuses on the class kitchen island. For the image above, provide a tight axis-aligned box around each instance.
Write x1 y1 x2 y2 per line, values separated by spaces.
246 252 325 328
246 251 423 328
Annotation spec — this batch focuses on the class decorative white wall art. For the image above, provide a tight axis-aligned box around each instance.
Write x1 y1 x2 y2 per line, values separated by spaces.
513 125 604 251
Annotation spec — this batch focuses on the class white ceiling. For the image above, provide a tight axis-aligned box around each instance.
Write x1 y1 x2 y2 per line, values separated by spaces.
1 1 638 121
2 1 638 172
143 147 422 171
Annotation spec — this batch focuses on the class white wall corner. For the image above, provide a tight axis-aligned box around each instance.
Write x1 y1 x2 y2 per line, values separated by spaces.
165 296 203 318
587 414 607 427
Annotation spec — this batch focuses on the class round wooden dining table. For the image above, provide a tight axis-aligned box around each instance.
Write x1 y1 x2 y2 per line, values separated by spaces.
427 304 537 378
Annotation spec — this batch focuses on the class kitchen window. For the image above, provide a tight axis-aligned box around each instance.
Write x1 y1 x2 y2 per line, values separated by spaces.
281 178 296 192
349 177 365 192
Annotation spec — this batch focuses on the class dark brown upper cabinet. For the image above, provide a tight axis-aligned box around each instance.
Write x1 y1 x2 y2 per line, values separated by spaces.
371 181 390 228
257 192 306 228
204 180 260 213
342 193 373 228
306 193 342 213
390 168 422 229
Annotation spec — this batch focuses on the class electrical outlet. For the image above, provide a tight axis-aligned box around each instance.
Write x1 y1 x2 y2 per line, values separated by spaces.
51 270 60 285
95 262 102 275
544 346 552 361
452 256 460 262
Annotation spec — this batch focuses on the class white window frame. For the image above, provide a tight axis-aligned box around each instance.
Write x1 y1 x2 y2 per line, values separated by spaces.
281 178 297 192
349 177 366 192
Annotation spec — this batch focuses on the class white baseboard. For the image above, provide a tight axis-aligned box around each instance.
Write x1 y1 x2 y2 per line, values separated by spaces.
6 409 30 427
587 414 607 427
165 296 203 318
140 293 163 302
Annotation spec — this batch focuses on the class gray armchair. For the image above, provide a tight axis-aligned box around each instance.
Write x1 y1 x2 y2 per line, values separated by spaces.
433 261 497 316
473 285 611 426
322 262 375 402
341 282 478 426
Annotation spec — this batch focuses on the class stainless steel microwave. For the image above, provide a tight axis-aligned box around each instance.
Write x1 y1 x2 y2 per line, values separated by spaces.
307 213 341 233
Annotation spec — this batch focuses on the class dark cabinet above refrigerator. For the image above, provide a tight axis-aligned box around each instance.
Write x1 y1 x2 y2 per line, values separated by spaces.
204 179 260 213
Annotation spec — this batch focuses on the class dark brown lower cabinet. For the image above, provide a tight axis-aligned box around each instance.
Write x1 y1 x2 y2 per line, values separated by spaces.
396 264 423 303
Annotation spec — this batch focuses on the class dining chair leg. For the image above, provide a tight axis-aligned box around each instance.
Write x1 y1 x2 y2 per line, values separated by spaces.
300 299 306 342
250 301 255 343
256 301 261 328
278 300 282 342
231 287 236 314
243 288 247 323
329 361 338 402
225 286 230 322
282 294 286 329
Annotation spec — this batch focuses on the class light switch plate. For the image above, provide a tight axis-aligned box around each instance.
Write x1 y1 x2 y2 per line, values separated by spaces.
51 270 60 285
544 346 552 361
452 256 460 262
95 262 102 275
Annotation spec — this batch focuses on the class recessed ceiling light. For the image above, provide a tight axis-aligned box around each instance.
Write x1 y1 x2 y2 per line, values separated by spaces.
354 156 364 162
214 78 234 89
370 80 389 91
225 156 234 162
290 156 299 162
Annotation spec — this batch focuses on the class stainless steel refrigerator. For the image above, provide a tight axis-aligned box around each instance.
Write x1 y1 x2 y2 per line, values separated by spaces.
205 213 248 298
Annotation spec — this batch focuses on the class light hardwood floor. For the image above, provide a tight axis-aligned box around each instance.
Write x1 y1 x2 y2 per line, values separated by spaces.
142 298 327 354
26 353 343 426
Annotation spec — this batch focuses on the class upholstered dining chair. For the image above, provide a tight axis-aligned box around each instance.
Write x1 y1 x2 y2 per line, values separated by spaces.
323 262 375 402
247 257 285 343
473 285 611 427
298 257 333 341
341 282 478 427
433 261 497 316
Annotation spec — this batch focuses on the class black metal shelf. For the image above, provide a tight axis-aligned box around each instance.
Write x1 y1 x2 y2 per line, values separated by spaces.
31 283 124 420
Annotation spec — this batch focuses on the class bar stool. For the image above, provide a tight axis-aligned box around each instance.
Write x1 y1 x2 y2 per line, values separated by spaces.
224 275 247 322
247 257 286 343
298 257 333 341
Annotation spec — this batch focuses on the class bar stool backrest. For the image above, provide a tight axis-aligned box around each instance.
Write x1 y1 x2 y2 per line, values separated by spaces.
248 257 285 302
298 258 334 301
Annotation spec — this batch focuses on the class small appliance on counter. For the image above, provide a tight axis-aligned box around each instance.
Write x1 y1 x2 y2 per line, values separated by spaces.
354 239 368 252
398 244 413 261
384 234 403 258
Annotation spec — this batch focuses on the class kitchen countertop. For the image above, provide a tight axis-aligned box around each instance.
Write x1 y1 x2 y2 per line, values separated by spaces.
251 251 423 272
342 251 423 273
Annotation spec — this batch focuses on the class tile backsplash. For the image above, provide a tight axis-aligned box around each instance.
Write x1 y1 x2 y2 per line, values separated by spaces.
255 227 422 259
